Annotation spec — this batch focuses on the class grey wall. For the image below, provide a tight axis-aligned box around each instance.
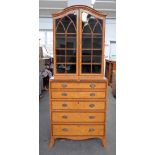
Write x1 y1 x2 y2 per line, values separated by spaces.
68 0 92 6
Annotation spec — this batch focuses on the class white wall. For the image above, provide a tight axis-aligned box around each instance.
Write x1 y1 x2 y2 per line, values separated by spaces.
39 18 52 30
105 19 116 60
105 19 116 42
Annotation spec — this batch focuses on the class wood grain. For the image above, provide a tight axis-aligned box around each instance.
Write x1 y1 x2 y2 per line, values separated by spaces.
53 125 105 136
51 101 105 110
51 91 106 99
52 112 105 123
49 5 107 148
50 82 106 89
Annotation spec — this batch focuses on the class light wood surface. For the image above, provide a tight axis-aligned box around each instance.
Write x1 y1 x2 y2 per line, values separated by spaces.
53 125 105 136
49 5 107 148
51 91 106 99
51 101 106 110
50 82 106 89
52 112 105 123
105 59 116 85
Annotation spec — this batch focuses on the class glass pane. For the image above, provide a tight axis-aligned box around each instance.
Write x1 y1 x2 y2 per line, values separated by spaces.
92 65 101 73
56 49 65 55
68 13 76 25
56 19 59 26
61 16 70 30
88 17 97 30
56 64 65 73
67 23 76 33
81 11 103 75
56 34 65 48
55 13 77 75
82 12 102 34
66 56 76 63
82 65 91 73
82 50 91 55
82 56 91 63
58 13 76 33
67 34 76 37
82 35 91 48
83 24 91 33
66 64 76 73
56 37 65 48
92 56 101 63
56 56 65 63
94 22 102 33
66 37 76 48
56 22 65 33
66 50 76 55
56 34 65 38
93 37 102 49
93 50 102 55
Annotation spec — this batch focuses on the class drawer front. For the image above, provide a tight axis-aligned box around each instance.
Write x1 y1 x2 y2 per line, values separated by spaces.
51 91 106 99
52 112 105 123
50 82 106 89
52 101 105 110
53 125 104 136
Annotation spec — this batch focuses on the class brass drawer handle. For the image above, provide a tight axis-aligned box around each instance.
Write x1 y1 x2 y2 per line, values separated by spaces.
90 93 95 96
62 115 68 119
62 103 67 107
62 128 68 131
90 83 96 88
89 116 95 119
89 104 95 108
61 93 67 96
61 83 68 88
89 128 95 132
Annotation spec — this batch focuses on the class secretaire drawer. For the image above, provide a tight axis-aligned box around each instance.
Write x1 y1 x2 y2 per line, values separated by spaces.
50 82 106 89
52 112 105 123
52 101 105 110
53 125 104 136
51 91 106 99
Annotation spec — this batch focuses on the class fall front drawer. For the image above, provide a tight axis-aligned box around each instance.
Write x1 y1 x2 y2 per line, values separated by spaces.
50 82 106 89
51 101 106 110
51 91 106 99
52 112 105 123
53 125 105 136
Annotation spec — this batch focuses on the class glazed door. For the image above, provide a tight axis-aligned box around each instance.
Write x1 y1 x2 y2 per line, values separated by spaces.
80 10 104 77
54 11 78 77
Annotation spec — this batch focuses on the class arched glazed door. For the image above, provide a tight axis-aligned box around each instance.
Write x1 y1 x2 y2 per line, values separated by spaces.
53 5 106 79
80 10 104 77
54 11 78 76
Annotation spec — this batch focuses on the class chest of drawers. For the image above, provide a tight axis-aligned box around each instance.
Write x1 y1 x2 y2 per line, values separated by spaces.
49 79 108 147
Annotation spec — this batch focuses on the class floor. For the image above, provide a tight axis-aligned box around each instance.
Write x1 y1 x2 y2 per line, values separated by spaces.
39 87 116 155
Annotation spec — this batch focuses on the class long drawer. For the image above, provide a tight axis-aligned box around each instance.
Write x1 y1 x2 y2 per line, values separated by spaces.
51 101 106 110
50 82 106 89
53 125 104 136
51 91 106 99
52 112 105 123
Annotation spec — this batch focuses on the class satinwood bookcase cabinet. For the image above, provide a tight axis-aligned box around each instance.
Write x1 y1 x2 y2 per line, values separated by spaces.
49 5 108 148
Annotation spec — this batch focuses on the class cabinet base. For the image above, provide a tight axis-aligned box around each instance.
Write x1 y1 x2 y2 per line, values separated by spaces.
49 136 106 148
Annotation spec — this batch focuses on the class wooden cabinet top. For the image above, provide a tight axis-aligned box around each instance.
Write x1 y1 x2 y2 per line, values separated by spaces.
52 5 107 18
